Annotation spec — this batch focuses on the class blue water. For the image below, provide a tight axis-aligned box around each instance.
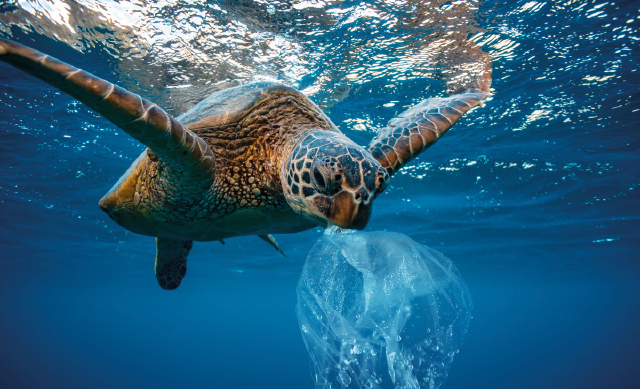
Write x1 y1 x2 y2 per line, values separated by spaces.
1 1 639 388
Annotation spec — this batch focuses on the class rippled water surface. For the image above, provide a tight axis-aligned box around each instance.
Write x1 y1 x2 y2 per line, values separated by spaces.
0 1 638 388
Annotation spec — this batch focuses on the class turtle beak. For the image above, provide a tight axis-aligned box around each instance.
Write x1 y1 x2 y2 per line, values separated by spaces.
346 201 372 230
312 187 373 230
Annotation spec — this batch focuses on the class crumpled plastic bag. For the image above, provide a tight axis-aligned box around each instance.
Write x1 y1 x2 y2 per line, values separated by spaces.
296 229 472 389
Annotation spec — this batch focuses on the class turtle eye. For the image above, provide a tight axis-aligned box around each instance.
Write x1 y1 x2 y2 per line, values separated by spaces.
313 166 326 189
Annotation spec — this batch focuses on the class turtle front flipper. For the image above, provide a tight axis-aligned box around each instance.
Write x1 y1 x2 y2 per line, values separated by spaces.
367 67 492 176
155 238 193 290
0 39 215 192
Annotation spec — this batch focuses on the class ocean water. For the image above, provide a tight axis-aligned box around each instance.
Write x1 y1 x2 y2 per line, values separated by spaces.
0 0 638 388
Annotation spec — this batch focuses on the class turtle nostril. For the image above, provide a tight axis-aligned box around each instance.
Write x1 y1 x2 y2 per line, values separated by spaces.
354 189 371 203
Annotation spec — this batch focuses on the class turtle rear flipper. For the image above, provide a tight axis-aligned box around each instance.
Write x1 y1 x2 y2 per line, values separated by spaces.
0 39 215 192
155 238 193 290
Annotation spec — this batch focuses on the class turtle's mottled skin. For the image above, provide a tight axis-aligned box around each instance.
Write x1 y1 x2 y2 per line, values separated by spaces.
282 131 389 229
0 39 491 290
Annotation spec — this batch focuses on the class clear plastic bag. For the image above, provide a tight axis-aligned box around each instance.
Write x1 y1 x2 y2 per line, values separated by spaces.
296 229 472 389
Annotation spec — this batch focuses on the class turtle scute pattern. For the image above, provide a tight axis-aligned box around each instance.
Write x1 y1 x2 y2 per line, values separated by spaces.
134 90 339 224
115 155 212 225
282 131 390 212
368 91 487 175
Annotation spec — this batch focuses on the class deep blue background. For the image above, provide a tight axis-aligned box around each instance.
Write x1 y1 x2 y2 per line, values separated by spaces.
1 0 639 388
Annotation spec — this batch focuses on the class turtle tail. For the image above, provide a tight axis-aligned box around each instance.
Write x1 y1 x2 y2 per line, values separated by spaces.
0 39 215 191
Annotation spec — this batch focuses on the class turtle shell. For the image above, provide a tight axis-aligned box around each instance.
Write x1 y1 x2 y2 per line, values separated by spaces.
177 81 334 128
176 81 339 169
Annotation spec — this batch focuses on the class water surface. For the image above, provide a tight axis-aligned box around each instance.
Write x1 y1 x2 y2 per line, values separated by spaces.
0 0 638 388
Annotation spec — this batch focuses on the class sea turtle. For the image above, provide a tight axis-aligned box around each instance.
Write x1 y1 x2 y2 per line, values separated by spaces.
0 39 491 290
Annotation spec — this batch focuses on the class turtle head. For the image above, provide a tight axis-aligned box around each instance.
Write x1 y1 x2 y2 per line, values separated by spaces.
281 131 389 230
